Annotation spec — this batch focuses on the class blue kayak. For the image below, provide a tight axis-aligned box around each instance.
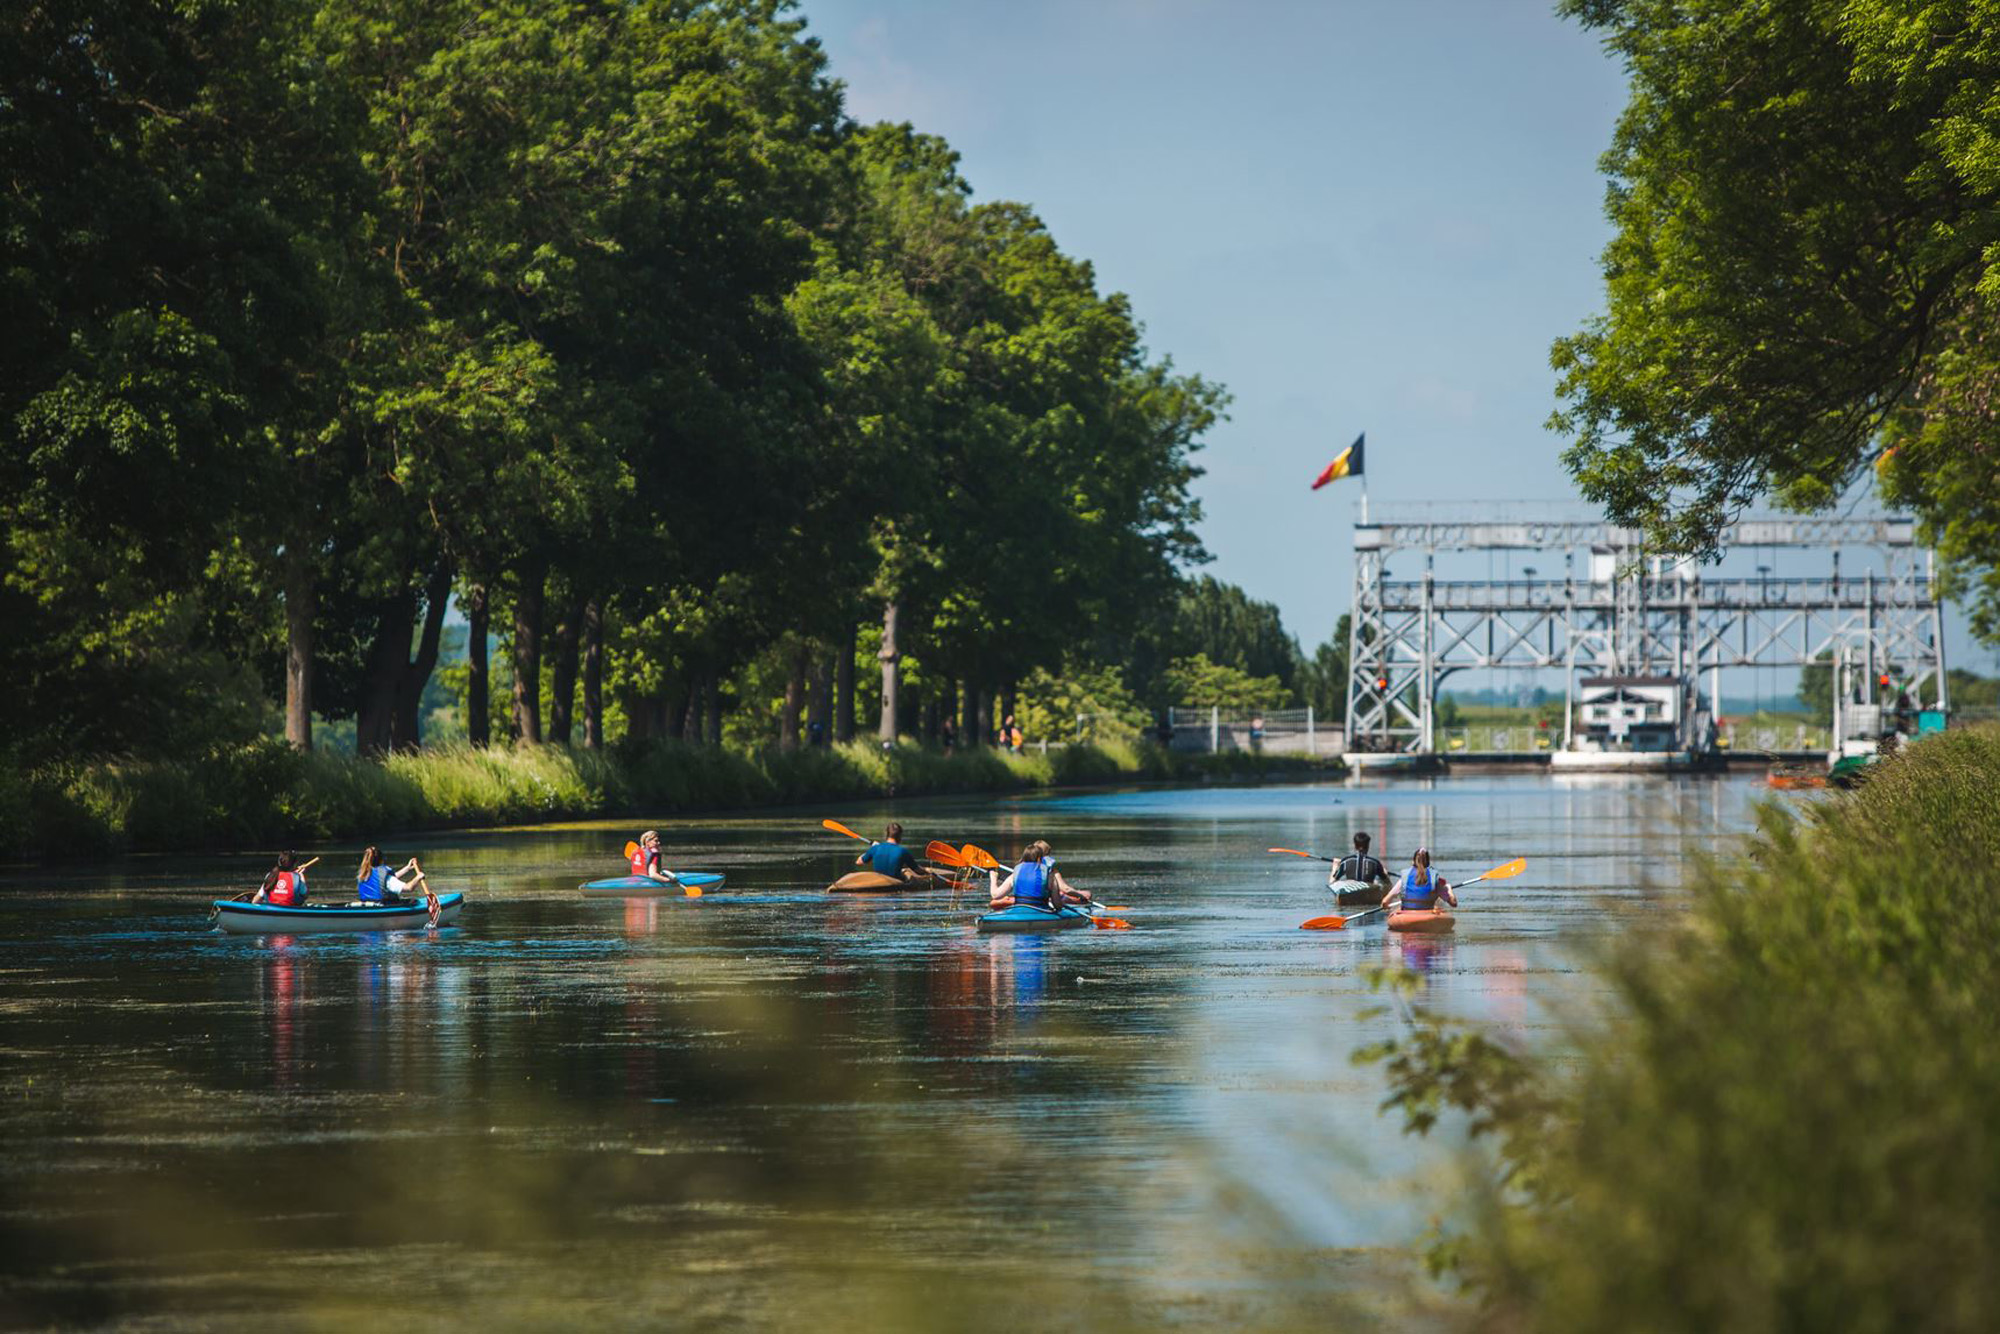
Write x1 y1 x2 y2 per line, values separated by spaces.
975 902 1094 932
212 893 464 935
578 872 725 896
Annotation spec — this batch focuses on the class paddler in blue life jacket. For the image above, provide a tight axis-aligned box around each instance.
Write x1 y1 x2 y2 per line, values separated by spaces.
1384 847 1456 915
988 840 1093 911
354 846 425 903
1332 831 1390 894
855 822 923 882
630 830 681 887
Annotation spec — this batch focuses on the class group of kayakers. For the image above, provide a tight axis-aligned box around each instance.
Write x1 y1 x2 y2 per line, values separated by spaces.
848 823 1092 909
1330 831 1457 916
252 847 431 907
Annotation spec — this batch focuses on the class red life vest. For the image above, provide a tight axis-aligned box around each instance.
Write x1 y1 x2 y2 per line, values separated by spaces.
629 846 650 875
268 870 302 906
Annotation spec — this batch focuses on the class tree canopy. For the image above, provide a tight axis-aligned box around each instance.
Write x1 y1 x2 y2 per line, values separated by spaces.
1553 0 2000 638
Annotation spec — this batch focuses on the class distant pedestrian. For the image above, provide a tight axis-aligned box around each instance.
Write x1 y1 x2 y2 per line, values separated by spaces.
1250 713 1266 753
1009 722 1024 752
940 717 957 753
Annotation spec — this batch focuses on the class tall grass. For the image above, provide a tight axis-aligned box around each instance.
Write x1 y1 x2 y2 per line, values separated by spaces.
0 736 1333 859
1371 726 2000 1331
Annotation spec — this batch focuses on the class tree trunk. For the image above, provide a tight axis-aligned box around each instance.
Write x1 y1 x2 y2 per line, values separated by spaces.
964 683 982 747
548 595 583 746
283 545 314 751
835 622 856 742
810 651 833 747
356 589 414 757
512 567 544 743
680 683 700 743
581 600 603 750
390 560 452 752
704 671 722 747
878 600 900 744
922 692 938 742
976 688 994 749
1001 681 1017 734
780 644 807 752
466 583 490 748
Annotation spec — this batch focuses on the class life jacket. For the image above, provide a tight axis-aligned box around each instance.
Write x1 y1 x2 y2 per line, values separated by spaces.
1338 853 1384 883
630 845 653 875
268 870 302 906
1012 858 1054 909
355 867 390 903
1400 867 1443 912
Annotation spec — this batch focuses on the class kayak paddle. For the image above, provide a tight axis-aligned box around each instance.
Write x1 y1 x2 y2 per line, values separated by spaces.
1092 913 1133 930
1301 905 1387 931
1298 856 1526 929
925 840 967 866
822 819 868 842
1269 846 1341 864
960 844 1002 870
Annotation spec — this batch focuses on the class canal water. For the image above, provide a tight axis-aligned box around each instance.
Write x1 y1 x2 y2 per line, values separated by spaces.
0 774 1772 1329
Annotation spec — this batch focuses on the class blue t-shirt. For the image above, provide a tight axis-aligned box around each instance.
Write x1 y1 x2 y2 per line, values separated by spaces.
863 842 919 878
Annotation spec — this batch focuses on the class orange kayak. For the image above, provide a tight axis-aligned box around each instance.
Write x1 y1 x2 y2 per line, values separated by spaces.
1387 909 1456 934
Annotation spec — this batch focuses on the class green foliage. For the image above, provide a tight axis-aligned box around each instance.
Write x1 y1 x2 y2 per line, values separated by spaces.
1797 648 1834 717
1553 0 2000 638
1368 725 2000 1329
1016 663 1150 744
1160 654 1293 712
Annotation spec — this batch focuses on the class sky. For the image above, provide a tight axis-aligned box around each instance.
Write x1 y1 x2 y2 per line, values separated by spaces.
796 0 1633 648
794 0 1987 687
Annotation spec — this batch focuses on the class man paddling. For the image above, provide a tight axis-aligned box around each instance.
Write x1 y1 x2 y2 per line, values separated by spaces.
854 823 923 883
1332 832 1390 895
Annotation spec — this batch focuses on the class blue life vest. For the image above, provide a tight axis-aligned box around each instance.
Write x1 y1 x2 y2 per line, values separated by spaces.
1400 867 1442 911
1012 858 1054 909
356 866 394 903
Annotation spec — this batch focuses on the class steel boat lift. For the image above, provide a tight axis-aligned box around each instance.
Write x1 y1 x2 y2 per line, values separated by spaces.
1342 512 1947 773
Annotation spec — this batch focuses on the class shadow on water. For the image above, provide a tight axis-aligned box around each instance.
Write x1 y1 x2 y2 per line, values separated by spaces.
0 776 1767 1328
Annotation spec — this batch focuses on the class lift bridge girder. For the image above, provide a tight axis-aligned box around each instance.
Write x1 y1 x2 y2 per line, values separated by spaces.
1344 514 1946 754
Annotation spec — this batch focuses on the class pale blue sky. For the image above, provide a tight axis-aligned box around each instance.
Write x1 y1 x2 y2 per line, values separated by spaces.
798 0 1631 647
796 0 1987 685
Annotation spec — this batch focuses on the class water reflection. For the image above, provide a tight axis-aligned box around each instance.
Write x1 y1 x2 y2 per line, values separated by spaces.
0 774 1769 1328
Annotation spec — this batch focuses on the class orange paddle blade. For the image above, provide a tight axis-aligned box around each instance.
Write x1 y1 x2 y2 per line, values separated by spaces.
624 841 639 859
682 883 703 898
1481 856 1528 881
1269 847 1315 858
926 840 967 867
1100 905 1134 912
1301 915 1351 930
822 819 867 842
1093 916 1133 930
961 844 1002 870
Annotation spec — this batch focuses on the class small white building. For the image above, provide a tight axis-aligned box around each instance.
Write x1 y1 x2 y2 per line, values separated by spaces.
1573 675 1682 753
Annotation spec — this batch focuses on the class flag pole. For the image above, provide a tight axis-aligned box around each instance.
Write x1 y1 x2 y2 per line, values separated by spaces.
1360 475 1369 526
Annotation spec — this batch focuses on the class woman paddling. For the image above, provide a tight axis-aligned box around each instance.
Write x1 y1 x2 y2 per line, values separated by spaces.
1383 847 1456 918
251 852 309 906
630 830 681 887
988 841 1092 912
354 846 425 904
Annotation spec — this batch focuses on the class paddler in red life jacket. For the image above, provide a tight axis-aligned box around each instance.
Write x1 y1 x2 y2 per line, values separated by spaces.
630 830 681 887
988 840 1093 911
253 851 307 906
1384 848 1455 916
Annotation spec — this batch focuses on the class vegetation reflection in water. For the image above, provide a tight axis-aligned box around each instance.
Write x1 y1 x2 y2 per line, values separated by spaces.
0 778 1766 1329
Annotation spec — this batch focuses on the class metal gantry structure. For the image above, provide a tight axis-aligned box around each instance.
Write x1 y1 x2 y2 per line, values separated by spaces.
1343 514 1947 754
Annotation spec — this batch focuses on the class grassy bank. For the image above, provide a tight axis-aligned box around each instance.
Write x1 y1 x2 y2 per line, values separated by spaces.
0 738 1333 859
1371 725 2000 1330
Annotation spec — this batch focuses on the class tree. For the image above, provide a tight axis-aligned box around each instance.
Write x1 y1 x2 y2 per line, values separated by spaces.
1553 0 2000 637
1160 654 1293 712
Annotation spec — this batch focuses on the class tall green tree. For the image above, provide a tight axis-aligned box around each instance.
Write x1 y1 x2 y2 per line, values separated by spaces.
1553 0 2000 637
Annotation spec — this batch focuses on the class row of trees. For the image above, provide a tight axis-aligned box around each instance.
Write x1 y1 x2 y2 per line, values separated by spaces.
4 0 1294 765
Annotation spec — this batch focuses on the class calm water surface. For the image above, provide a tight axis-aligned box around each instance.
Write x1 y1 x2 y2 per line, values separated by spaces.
0 774 1774 1329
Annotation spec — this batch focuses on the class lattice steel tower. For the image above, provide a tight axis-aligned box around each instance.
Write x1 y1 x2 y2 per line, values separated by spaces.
1343 514 1946 754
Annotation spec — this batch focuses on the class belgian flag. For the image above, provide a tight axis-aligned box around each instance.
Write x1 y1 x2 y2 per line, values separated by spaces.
1311 434 1364 490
